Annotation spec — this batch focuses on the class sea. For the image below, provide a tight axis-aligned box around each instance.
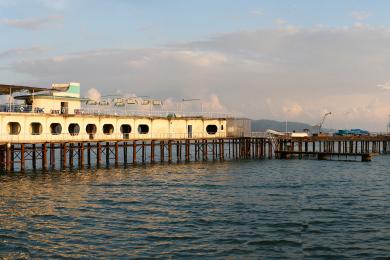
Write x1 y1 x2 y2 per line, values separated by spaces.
1 157 390 259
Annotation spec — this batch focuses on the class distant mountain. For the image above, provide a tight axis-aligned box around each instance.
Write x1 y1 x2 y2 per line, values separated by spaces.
251 119 315 132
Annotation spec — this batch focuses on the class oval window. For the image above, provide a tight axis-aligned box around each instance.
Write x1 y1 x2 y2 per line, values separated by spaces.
138 124 149 134
206 125 218 134
120 124 132 134
31 122 43 135
68 123 80 136
50 123 62 135
8 122 21 135
103 124 114 135
86 124 97 134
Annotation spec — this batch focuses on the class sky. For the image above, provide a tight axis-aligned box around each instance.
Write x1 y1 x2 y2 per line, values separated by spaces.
1 0 390 131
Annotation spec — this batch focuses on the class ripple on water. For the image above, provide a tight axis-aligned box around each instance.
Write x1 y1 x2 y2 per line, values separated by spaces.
1 158 390 258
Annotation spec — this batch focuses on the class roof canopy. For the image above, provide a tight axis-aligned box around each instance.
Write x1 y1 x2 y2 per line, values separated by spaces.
0 84 48 95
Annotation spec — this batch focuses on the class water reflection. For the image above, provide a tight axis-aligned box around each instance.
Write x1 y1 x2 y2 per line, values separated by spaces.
1 159 390 258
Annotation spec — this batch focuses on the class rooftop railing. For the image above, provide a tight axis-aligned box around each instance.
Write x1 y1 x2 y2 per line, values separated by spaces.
0 104 234 118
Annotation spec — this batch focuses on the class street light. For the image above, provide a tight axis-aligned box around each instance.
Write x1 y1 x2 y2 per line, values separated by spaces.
285 109 291 133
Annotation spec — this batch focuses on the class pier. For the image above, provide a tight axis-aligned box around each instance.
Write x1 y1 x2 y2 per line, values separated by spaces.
1 134 390 172
0 82 389 172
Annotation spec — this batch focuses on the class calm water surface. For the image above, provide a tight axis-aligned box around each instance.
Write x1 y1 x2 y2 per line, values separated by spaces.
1 157 390 259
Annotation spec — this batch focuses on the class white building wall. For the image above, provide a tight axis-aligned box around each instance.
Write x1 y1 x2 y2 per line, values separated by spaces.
0 113 229 143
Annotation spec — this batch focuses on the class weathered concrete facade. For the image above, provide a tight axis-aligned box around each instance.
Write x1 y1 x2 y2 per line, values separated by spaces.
1 113 228 143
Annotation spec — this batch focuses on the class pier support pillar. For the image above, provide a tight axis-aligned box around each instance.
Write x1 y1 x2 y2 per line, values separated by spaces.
32 144 37 170
123 142 127 165
97 142 101 166
160 141 164 163
142 141 145 164
150 140 155 164
79 143 84 168
6 144 11 172
132 141 137 165
61 143 67 169
87 143 91 167
42 143 47 170
50 143 55 169
69 143 74 168
105 142 110 166
168 141 172 163
114 142 119 166
20 144 25 171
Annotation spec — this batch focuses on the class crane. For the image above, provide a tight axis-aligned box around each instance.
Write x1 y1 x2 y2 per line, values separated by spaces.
314 112 331 134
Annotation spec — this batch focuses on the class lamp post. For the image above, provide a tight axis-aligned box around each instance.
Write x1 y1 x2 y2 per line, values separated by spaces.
285 109 291 133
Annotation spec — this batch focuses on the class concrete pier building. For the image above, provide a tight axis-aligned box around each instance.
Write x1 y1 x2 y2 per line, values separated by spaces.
0 82 249 143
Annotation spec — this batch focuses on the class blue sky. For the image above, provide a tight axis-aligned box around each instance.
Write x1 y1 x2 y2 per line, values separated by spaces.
1 0 390 130
1 0 387 51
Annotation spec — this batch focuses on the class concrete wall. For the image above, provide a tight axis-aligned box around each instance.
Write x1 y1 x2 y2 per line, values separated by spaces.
0 113 229 143
226 118 251 137
33 97 81 114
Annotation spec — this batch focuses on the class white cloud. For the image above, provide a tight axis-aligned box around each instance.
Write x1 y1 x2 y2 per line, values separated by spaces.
2 15 63 30
283 103 303 117
86 88 101 101
39 0 66 10
6 26 390 131
274 19 288 25
377 81 390 90
351 11 371 21
250 9 263 16
0 47 50 59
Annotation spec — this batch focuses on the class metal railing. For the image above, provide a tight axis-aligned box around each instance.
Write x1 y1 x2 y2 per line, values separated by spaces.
0 103 233 118
1 131 231 143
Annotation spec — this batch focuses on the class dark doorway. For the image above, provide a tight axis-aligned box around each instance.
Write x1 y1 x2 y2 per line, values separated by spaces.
61 102 69 114
188 125 192 138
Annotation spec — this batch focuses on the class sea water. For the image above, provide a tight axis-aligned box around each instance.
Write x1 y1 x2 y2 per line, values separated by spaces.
1 157 389 258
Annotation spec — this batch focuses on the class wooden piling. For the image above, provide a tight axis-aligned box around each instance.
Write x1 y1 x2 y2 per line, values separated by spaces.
69 143 74 168
20 144 25 171
42 143 47 170
115 142 119 166
132 141 137 164
6 144 11 171
105 142 110 166
168 140 172 163
50 143 55 169
142 141 145 164
61 143 67 169
32 144 37 169
79 143 84 168
123 142 127 165
160 141 164 163
87 143 91 166
150 140 155 164
97 142 101 166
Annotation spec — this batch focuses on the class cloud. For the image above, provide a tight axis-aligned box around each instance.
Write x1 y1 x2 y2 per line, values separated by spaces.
351 11 371 21
377 81 390 90
250 9 263 16
283 103 303 117
202 94 225 112
274 19 288 25
2 15 63 30
0 47 50 59
6 26 390 131
86 88 101 101
39 0 66 10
